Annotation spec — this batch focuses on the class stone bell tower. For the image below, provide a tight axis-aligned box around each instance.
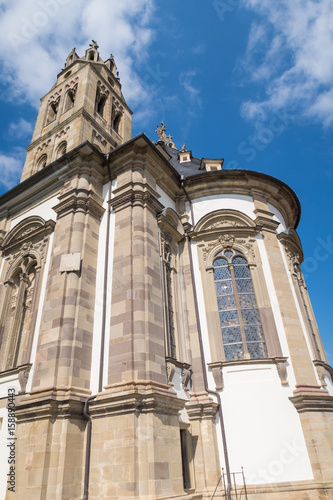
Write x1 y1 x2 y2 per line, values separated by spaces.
20 40 132 182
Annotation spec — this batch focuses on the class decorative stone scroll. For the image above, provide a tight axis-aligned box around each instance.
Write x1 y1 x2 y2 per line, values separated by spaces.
274 357 289 386
313 360 333 387
18 364 32 393
166 359 176 386
210 364 224 390
166 357 192 391
181 366 192 392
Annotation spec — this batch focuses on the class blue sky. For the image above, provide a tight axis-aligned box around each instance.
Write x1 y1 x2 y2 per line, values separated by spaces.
0 0 332 363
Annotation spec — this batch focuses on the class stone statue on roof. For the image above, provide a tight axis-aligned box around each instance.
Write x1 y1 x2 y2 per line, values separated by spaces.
90 40 99 50
155 122 177 149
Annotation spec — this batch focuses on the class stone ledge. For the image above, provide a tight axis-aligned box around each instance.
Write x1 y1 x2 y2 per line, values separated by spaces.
290 393 333 413
243 479 333 495
15 386 91 422
90 380 186 418
186 392 218 421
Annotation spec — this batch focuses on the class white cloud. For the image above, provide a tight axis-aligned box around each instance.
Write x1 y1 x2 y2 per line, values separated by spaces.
0 0 155 107
8 118 34 139
179 70 200 102
0 149 25 191
240 0 333 127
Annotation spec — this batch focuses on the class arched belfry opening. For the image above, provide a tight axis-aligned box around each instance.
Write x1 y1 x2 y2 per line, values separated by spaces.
85 40 100 62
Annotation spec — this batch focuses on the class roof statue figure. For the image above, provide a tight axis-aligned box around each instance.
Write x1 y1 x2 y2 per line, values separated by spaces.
90 40 99 50
155 122 177 149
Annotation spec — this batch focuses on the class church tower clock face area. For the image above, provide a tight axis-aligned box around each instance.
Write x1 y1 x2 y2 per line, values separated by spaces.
0 42 332 500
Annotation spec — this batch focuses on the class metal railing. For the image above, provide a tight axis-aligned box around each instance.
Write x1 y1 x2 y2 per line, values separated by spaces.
211 468 248 500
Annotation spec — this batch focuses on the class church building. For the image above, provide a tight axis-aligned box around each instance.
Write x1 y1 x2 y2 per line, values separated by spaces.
0 42 332 500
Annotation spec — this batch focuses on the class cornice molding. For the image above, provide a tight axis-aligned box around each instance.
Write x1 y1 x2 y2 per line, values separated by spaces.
290 393 333 413
89 389 185 419
110 189 164 214
53 195 105 220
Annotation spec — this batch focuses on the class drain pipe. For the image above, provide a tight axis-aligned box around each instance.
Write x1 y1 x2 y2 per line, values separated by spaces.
82 152 113 500
82 394 97 500
180 176 232 500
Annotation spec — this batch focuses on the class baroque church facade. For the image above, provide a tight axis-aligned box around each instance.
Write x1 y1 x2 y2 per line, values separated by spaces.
0 42 332 499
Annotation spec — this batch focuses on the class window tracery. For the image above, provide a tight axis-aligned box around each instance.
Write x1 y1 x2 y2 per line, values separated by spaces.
95 82 109 119
111 98 123 136
63 84 77 113
195 209 284 373
213 249 267 361
46 93 61 124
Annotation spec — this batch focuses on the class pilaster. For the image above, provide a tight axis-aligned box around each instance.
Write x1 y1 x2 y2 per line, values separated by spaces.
186 396 221 494
253 195 321 392
89 382 187 499
28 160 104 397
107 161 166 386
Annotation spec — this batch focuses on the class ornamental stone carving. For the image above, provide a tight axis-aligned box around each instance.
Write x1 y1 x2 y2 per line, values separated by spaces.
201 233 256 264
218 234 235 247
209 220 239 229
181 367 192 392
166 360 176 386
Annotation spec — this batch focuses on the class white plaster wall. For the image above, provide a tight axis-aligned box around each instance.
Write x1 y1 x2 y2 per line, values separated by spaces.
90 182 115 392
220 364 313 485
189 195 255 226
325 372 333 396
9 195 58 228
268 203 287 234
156 184 176 211
169 367 190 423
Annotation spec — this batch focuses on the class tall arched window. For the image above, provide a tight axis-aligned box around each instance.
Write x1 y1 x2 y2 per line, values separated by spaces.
0 217 55 385
96 91 107 118
1 262 37 370
213 249 267 361
63 85 77 113
161 235 176 359
112 113 122 135
46 97 60 124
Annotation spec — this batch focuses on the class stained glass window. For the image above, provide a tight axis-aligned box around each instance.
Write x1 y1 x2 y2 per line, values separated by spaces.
213 250 267 361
